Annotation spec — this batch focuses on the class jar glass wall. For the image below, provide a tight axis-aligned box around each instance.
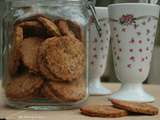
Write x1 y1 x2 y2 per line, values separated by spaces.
2 0 89 110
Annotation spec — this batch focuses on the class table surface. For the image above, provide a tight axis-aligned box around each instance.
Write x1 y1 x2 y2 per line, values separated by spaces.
0 82 160 120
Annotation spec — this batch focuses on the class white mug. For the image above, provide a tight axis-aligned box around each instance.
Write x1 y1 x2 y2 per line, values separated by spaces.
88 7 111 95
108 3 160 102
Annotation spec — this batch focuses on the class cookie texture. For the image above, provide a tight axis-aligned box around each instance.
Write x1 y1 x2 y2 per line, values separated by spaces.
6 74 43 101
57 19 76 38
9 25 23 76
111 99 159 115
19 20 43 28
80 105 128 118
14 25 23 45
67 20 84 41
38 16 61 36
39 36 85 81
42 78 86 102
19 37 43 72
56 19 83 41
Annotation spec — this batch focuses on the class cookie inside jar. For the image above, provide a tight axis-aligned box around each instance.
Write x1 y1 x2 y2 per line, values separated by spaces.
5 15 87 103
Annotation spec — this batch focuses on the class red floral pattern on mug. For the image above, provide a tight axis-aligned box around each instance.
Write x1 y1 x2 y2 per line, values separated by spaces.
119 14 136 25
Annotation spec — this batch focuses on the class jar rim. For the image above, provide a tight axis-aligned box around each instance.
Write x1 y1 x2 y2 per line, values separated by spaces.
6 0 88 8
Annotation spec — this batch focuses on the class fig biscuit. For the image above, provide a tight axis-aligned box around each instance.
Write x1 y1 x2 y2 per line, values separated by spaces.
38 16 61 36
80 105 128 118
110 99 159 115
45 36 85 81
43 78 86 102
6 74 43 101
19 37 43 72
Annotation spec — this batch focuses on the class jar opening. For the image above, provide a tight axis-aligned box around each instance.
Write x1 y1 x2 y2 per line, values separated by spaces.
6 0 88 8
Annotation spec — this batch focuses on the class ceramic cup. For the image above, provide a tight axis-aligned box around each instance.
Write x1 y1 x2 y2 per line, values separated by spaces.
108 3 160 102
88 7 111 95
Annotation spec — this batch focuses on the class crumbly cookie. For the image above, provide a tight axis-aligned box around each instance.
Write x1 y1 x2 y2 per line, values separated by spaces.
56 19 84 41
9 25 23 76
41 83 62 102
38 37 63 81
39 36 85 81
14 25 23 46
80 105 128 118
19 37 43 72
67 20 84 41
110 99 159 115
6 74 43 101
8 48 21 76
56 19 76 38
38 16 61 36
19 20 43 28
42 78 86 102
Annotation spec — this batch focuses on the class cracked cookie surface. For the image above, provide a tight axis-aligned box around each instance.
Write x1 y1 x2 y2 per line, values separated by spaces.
39 36 85 81
6 74 43 101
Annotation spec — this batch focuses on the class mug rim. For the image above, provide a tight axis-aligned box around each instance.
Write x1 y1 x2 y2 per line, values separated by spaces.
95 6 108 10
108 3 160 8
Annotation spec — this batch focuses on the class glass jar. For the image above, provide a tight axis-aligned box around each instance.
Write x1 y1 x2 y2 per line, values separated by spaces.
2 0 90 110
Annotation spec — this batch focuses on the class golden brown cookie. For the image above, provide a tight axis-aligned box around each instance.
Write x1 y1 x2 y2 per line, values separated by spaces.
41 83 62 102
14 25 23 46
56 19 84 41
56 19 76 38
42 78 86 102
80 105 128 118
110 99 159 115
19 37 43 72
38 16 61 36
38 37 63 81
19 20 43 28
67 20 84 41
6 74 44 101
39 36 85 81
9 25 23 76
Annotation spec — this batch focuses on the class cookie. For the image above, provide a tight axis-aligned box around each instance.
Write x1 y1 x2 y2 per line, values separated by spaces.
56 19 84 41
80 105 128 118
14 25 23 46
67 20 84 41
110 99 159 115
42 78 86 102
9 25 23 76
56 19 76 38
8 48 21 76
19 37 43 72
6 74 43 101
38 16 61 36
41 83 62 102
38 37 64 81
39 36 85 81
19 20 43 28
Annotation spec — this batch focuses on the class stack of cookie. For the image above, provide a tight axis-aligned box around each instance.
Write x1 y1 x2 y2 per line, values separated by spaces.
5 15 86 103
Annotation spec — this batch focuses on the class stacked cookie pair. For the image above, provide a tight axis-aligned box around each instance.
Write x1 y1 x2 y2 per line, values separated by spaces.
6 15 86 102
80 99 159 118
